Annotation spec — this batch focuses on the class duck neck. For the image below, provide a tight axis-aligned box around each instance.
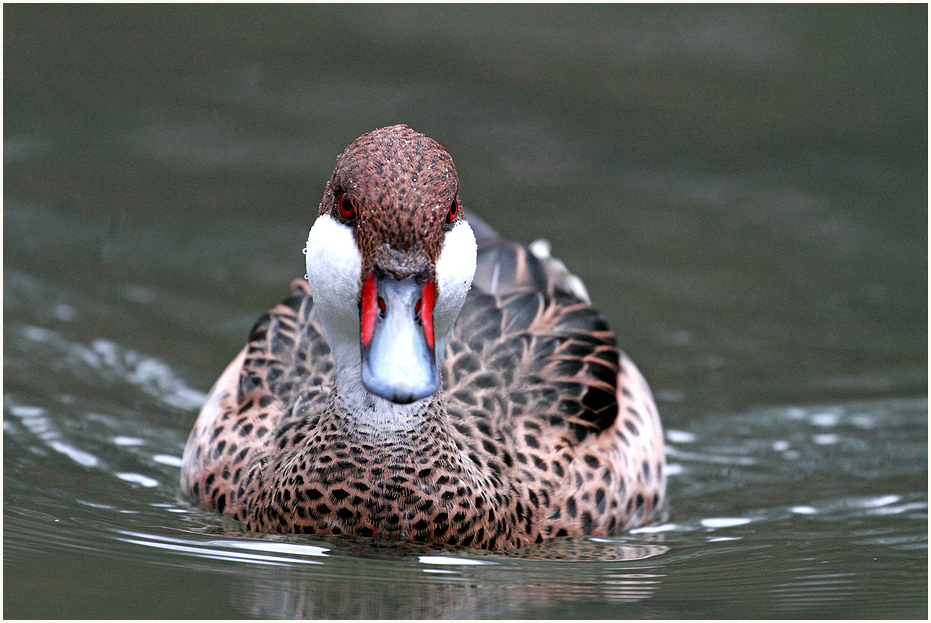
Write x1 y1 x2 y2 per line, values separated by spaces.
326 381 449 441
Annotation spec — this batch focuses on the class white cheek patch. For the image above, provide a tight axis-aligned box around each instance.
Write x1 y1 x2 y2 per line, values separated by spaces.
305 214 362 342
304 214 476 411
433 220 477 353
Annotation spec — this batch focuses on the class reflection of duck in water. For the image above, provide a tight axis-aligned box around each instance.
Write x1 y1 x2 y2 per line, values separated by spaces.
181 124 665 549
239 536 669 618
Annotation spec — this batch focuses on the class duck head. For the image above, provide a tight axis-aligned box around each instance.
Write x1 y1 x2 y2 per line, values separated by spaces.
305 125 477 411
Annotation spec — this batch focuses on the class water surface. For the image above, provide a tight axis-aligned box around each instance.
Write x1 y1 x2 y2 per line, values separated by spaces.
4 5 926 618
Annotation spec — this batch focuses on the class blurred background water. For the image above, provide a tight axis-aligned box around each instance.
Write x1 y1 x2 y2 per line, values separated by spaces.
4 4 926 618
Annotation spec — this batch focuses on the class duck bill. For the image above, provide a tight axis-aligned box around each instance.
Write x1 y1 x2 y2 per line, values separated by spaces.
360 273 439 404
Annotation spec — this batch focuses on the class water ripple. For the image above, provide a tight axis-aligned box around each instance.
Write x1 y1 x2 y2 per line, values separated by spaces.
12 323 207 412
117 530 329 567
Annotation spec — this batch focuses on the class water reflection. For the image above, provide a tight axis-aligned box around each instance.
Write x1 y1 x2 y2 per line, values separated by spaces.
236 540 669 618
115 528 669 617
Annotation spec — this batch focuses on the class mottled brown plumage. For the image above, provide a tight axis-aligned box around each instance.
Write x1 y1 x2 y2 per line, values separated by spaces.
181 124 665 550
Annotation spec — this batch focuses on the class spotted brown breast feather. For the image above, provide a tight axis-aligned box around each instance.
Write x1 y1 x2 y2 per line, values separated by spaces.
180 124 666 549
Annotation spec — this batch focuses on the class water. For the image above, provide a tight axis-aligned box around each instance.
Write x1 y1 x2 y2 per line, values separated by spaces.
4 5 926 618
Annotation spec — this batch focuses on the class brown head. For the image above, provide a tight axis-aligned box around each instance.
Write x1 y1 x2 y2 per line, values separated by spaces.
317 125 463 280
305 125 477 412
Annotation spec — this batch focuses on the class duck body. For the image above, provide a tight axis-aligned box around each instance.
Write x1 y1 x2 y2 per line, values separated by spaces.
181 125 665 550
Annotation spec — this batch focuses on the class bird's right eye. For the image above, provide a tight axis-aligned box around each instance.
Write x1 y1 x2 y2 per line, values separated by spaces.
337 194 356 221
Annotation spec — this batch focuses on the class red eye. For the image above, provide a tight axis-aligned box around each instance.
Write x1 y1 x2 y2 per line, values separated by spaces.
446 198 459 224
337 194 356 220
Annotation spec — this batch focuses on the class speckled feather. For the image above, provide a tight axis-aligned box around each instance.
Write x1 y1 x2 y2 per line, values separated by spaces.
180 125 665 550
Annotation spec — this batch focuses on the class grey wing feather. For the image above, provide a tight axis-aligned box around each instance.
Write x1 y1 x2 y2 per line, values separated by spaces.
466 209 590 302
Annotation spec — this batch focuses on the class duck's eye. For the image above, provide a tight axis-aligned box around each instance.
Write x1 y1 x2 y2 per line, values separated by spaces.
446 198 459 224
337 194 356 220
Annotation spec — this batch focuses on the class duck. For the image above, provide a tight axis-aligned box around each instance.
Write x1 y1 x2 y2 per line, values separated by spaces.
180 124 665 550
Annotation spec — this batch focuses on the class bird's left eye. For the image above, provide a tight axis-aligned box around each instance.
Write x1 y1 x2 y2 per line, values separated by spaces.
446 198 459 224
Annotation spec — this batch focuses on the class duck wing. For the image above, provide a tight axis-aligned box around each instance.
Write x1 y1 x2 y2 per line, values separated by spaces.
453 212 617 438
445 225 665 535
467 210 591 305
238 279 333 419
446 287 620 443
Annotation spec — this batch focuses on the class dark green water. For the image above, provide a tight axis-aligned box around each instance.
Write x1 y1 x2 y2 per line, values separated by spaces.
4 5 926 618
